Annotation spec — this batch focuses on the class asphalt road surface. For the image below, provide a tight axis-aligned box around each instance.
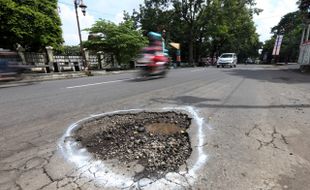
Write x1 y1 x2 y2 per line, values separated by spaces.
1 65 310 190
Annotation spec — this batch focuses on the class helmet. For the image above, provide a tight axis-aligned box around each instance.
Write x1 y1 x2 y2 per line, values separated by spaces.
147 32 162 41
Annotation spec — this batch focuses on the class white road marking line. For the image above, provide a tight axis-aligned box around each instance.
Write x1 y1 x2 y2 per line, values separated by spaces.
66 78 133 89
190 69 203 72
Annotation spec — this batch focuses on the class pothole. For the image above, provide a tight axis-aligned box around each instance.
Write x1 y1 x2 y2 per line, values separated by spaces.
72 111 192 180
59 107 209 189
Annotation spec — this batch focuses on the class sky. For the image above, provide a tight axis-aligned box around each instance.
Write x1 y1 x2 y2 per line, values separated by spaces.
58 0 298 46
253 0 298 42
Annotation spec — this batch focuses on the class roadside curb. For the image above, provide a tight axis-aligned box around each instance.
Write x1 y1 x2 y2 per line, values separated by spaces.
0 70 137 88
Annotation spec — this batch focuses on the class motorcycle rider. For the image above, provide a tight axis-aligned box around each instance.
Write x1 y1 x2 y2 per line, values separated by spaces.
136 31 168 77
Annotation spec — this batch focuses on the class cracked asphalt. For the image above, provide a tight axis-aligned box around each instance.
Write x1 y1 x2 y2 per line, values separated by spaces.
1 65 310 190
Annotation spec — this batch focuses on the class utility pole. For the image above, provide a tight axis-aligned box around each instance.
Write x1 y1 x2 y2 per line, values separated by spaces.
74 0 90 74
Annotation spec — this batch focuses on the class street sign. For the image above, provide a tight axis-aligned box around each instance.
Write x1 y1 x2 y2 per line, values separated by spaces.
272 35 284 56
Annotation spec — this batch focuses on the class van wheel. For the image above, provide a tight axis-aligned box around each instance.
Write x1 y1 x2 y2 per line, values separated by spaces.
222 65 224 68
217 65 219 68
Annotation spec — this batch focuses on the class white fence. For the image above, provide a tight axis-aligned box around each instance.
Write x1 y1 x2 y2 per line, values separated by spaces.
23 53 114 73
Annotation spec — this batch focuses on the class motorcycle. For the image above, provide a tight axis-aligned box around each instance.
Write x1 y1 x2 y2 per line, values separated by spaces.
0 62 29 82
0 51 29 82
135 47 169 79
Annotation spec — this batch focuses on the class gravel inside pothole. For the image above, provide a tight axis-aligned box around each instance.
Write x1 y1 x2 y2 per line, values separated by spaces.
73 111 192 179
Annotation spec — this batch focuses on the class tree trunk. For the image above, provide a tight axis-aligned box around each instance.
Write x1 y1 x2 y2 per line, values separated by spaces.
189 27 194 66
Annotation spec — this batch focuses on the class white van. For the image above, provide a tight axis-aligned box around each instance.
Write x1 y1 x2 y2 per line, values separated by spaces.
217 53 237 68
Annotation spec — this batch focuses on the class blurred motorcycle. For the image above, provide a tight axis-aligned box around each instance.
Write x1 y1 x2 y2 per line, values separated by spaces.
0 50 29 82
136 47 169 78
135 32 169 79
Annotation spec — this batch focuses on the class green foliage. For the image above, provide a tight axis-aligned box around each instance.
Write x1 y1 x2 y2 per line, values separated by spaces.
271 11 302 34
263 11 303 63
205 0 261 60
0 0 63 51
58 45 80 56
138 0 174 33
261 37 276 63
84 19 148 66
172 0 205 64
297 0 310 22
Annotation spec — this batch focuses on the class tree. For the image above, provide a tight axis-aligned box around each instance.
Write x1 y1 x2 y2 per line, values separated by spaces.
196 0 261 61
135 0 261 64
0 0 63 51
261 37 276 63
84 19 147 67
172 0 205 65
58 45 80 56
269 11 303 62
298 0 310 15
137 0 174 32
262 10 303 63
272 11 301 34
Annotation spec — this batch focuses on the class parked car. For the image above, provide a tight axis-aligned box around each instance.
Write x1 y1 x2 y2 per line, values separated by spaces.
217 53 237 68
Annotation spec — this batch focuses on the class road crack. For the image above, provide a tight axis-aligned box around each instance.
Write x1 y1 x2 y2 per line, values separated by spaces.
14 182 23 190
42 167 53 182
245 124 262 137
246 125 289 151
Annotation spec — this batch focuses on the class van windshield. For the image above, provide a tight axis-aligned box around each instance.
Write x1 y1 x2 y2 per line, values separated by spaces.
220 54 233 58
